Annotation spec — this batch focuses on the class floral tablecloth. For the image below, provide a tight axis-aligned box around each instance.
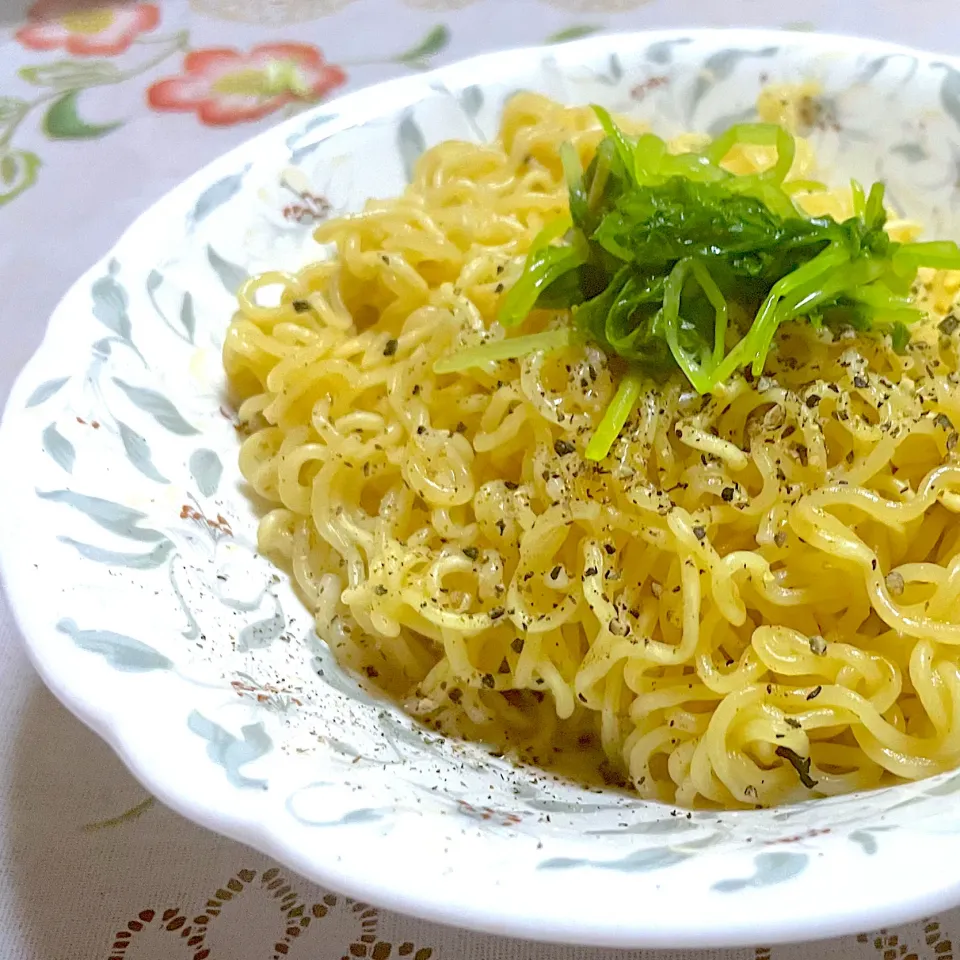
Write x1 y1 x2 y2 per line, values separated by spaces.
3 1 960 958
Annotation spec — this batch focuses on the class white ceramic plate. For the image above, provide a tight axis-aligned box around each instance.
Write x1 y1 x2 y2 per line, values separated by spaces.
5 29 960 950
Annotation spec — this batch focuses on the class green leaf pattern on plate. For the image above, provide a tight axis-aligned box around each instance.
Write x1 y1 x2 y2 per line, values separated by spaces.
112 377 199 435
59 535 176 569
37 488 167 541
540 846 694 873
190 168 248 225
146 270 197 344
712 852 808 892
57 617 172 671
689 46 779 115
25 377 69 408
459 84 483 118
92 272 132 341
644 37 693 65
187 711 271 790
891 141 928 162
189 448 223 496
236 594 286 652
397 110 426 183
118 421 169 484
41 422 75 473
207 245 249 296
937 62 960 129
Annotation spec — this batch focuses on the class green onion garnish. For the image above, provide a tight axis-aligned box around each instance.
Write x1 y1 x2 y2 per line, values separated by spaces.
440 108 960 460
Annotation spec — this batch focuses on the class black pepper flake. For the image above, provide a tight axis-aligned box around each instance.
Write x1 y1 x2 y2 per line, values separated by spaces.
495 519 506 535
940 314 959 335
498 657 510 674
584 566 598 577
550 564 562 580
693 525 706 541
364 665 379 678
504 480 519 490
806 685 822 701
463 546 480 561
853 374 868 389
721 487 735 502
604 543 616 555
383 338 399 357
449 688 463 703
775 745 818 789
495 283 504 294
523 572 534 581
374 584 388 596
511 637 524 654
291 299 311 313
781 424 796 439
785 717 801 729
554 439 575 456
455 421 467 433
805 394 821 408
490 607 505 620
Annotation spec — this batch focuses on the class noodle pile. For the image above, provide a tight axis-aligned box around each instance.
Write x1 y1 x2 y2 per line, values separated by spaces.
223 89 960 809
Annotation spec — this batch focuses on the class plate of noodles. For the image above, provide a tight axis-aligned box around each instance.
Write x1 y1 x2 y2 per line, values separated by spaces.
8 26 960 948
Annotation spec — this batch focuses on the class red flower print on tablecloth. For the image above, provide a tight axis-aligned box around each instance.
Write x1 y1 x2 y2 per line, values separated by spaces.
15 0 160 56
146 44 346 126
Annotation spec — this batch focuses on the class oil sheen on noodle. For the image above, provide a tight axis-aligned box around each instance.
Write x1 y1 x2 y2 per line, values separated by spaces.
223 89 960 809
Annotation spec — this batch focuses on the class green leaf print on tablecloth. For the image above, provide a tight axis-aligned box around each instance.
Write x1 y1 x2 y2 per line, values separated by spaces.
0 12 454 207
42 89 122 139
394 24 451 69
0 149 41 207
0 34 189 203
546 25 602 43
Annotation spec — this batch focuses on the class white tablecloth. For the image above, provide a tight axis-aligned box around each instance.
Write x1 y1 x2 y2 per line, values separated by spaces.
2 1 959 957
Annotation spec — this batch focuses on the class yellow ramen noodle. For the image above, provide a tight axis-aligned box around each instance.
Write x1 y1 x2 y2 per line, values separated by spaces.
223 90 960 809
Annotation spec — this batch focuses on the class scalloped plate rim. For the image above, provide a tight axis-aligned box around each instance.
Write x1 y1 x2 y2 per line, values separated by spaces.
5 27 960 949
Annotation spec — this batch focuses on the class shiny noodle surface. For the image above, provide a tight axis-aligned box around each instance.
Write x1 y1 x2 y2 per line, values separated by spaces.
223 89 960 808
